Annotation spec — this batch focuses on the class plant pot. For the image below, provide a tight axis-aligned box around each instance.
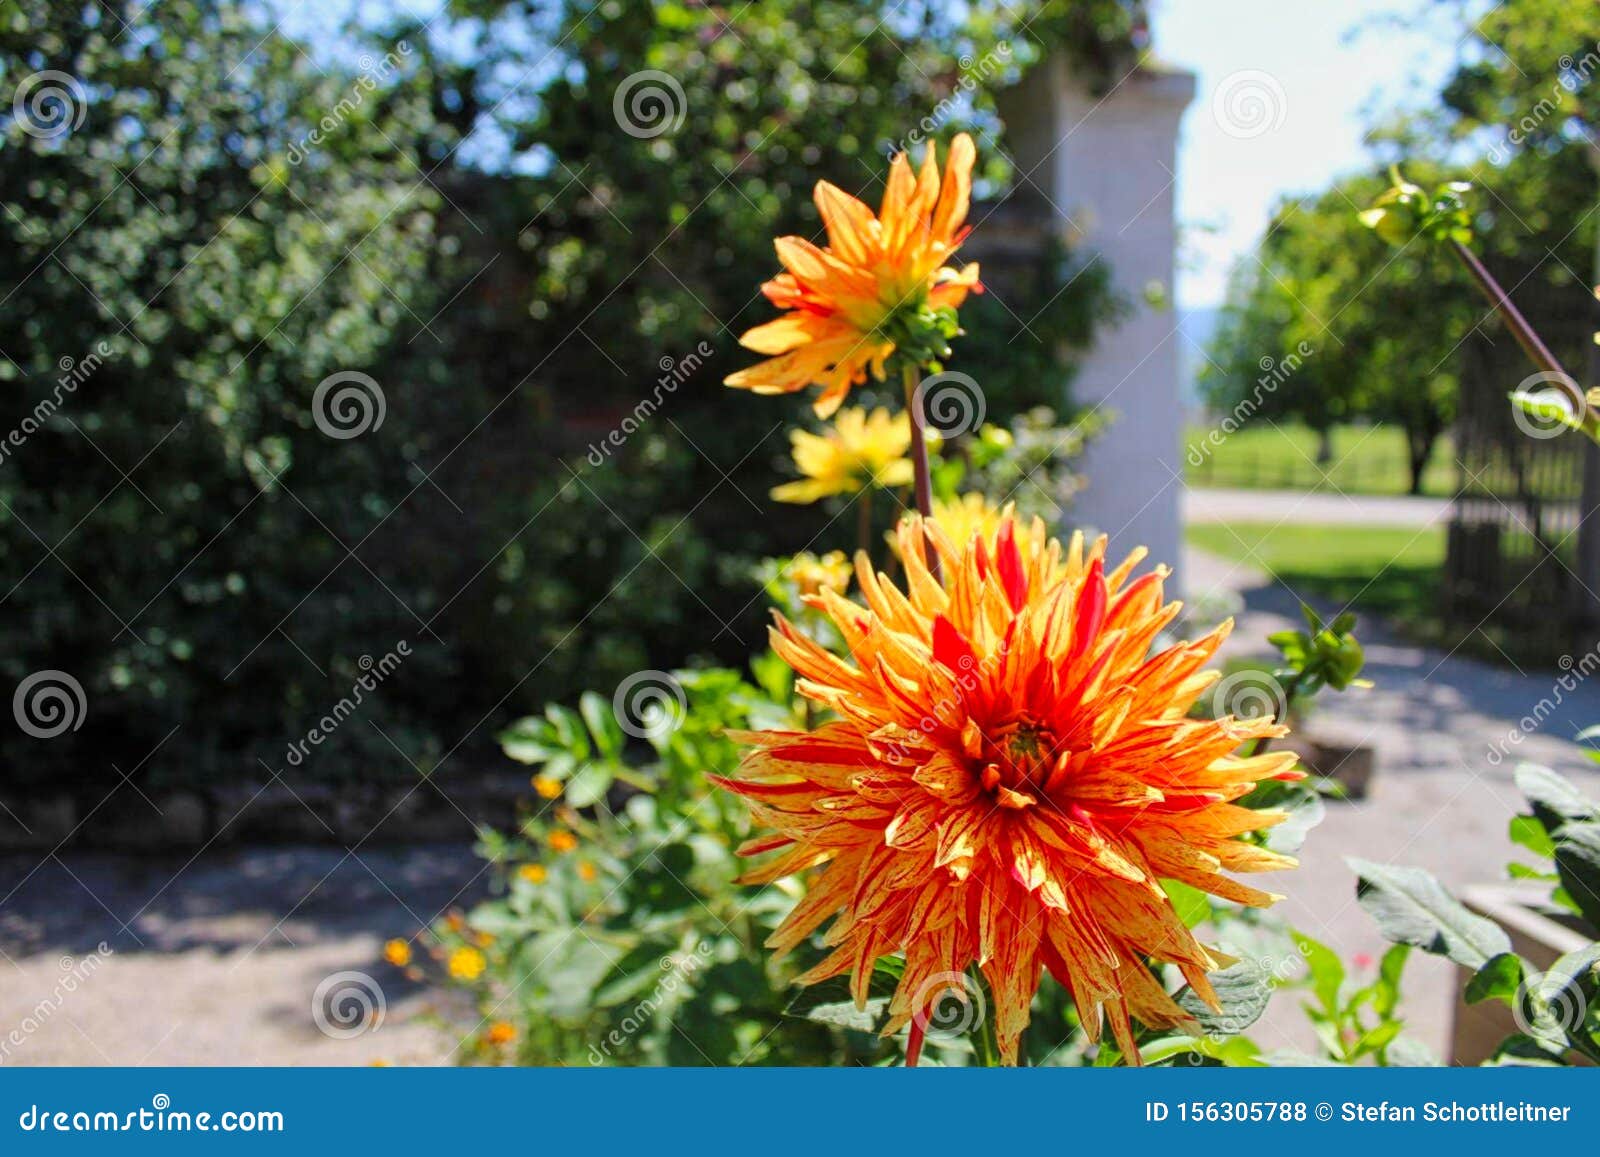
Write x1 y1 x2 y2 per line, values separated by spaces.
1453 881 1595 1066
1280 735 1376 799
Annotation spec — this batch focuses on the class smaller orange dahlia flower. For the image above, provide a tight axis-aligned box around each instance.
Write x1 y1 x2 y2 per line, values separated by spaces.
714 514 1301 1064
726 134 982 417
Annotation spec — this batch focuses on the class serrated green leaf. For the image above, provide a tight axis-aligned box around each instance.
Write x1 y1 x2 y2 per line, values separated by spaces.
1175 960 1272 1036
1352 858 1511 968
1516 763 1599 833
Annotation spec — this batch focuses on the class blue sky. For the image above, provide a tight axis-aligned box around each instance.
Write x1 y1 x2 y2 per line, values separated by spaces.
1150 0 1469 307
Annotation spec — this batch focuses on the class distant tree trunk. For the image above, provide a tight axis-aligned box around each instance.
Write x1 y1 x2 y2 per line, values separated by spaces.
1315 426 1334 465
1404 423 1439 496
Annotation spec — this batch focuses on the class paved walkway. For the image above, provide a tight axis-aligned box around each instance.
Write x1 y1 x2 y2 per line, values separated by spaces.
1185 486 1452 527
3 547 1599 1065
1183 545 1600 1061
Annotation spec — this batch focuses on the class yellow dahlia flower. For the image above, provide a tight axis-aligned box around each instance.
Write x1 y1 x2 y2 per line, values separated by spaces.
727 135 983 417
771 407 921 504
713 514 1300 1065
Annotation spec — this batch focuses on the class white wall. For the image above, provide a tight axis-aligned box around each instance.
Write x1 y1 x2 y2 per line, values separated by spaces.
1000 57 1194 582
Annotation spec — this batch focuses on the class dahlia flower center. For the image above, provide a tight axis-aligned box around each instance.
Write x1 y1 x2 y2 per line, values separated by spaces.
976 720 1063 807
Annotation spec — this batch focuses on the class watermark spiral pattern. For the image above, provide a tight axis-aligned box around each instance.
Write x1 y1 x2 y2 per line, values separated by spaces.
311 970 385 1039
13 670 86 739
911 970 986 1041
912 371 986 438
613 70 686 139
613 670 687 740
13 71 87 140
312 371 386 440
1212 69 1287 140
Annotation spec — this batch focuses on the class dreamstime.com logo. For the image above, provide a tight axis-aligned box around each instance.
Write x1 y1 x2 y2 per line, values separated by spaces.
12 70 87 139
12 670 86 739
18 1095 284 1134
614 70 686 139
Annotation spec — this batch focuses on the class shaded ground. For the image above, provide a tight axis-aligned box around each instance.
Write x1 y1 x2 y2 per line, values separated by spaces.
0 844 485 1065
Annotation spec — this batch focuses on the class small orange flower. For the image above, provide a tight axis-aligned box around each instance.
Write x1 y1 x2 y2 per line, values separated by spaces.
714 513 1300 1064
518 863 548 885
448 946 486 982
548 830 578 854
382 938 412 968
533 775 562 799
577 860 598 883
726 135 982 416
486 1021 517 1046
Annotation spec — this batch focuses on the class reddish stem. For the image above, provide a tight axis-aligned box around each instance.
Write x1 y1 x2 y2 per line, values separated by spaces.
902 366 942 585
905 1020 926 1068
1450 240 1592 424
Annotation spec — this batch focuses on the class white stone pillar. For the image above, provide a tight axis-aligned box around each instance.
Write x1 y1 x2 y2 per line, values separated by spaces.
1000 57 1194 581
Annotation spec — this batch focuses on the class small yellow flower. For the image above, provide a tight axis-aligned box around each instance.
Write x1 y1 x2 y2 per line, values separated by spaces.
789 550 852 599
771 407 924 504
518 863 547 885
532 775 562 799
549 829 578 854
486 1021 517 1046
933 492 1012 553
448 946 486 982
382 938 412 968
475 931 495 948
577 860 598 883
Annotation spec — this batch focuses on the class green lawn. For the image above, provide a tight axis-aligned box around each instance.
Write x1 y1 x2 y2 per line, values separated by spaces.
1184 422 1456 498
1186 521 1446 626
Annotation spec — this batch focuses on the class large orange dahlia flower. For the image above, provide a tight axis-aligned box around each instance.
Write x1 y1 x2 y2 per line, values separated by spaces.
713 514 1301 1065
725 134 983 417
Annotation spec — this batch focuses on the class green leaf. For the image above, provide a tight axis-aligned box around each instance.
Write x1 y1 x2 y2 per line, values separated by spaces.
1384 1035 1438 1067
1553 821 1600 931
1464 952 1524 1006
1292 930 1344 1014
1162 878 1213 929
578 690 625 759
1351 858 1511 968
1374 943 1410 1017
1175 960 1273 1037
563 762 615 808
1509 814 1557 860
783 969 899 1033
1516 763 1599 833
